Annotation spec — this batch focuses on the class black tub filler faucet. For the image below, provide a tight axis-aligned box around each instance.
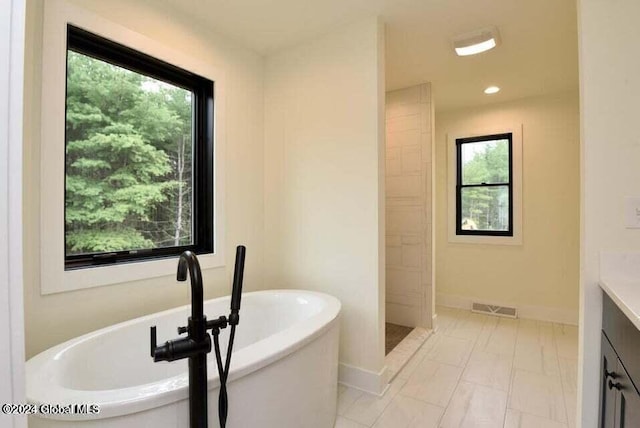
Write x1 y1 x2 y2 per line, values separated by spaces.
150 246 246 428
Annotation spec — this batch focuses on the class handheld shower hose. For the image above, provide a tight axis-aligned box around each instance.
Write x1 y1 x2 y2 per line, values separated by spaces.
211 245 245 427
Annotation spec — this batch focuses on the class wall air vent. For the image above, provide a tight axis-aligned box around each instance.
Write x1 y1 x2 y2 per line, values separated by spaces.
471 302 517 319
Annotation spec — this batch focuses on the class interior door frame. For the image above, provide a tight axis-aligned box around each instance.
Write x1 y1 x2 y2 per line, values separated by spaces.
0 0 26 426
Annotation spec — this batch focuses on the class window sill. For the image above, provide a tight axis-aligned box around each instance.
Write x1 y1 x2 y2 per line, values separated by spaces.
42 252 224 295
447 233 522 246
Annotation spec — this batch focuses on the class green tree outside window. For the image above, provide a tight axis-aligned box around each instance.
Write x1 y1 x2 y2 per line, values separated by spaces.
65 51 193 255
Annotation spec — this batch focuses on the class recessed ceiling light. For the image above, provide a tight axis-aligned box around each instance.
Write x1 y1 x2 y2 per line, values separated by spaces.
453 26 501 56
484 86 500 94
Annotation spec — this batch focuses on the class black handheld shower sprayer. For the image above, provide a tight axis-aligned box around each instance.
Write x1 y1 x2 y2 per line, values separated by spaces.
212 245 245 428
230 245 245 324
150 245 246 428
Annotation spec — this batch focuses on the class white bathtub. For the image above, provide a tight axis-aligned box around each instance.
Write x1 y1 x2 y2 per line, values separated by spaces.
27 289 341 428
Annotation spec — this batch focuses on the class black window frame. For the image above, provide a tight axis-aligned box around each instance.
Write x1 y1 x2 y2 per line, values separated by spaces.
455 133 513 237
64 25 214 270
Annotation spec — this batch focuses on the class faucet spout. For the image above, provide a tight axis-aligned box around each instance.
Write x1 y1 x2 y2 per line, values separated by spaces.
177 250 204 321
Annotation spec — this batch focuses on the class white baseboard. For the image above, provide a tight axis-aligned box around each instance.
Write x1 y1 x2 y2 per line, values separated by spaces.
338 362 389 396
436 293 578 326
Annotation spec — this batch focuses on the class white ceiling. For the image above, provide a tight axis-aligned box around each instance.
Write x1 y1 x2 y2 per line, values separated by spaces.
161 0 579 111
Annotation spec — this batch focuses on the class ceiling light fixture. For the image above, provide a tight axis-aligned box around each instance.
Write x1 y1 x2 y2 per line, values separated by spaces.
484 86 500 94
453 26 501 56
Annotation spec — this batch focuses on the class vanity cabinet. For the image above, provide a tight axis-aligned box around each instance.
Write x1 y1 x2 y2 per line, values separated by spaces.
600 334 617 428
599 293 640 428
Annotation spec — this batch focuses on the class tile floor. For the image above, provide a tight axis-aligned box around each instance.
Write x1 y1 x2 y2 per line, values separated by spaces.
336 306 579 428
385 327 432 380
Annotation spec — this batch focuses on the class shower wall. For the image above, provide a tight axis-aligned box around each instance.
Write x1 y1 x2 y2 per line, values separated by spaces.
385 83 434 328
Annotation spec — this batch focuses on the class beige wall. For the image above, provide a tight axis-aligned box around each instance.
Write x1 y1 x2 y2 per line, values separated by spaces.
385 84 434 328
578 0 640 424
23 0 265 357
435 91 580 323
263 17 386 390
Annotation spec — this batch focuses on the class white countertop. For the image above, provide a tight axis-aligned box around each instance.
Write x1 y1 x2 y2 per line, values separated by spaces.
599 251 640 331
599 278 640 331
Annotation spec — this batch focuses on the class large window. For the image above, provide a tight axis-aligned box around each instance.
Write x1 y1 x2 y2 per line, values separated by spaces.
455 133 513 236
64 26 214 269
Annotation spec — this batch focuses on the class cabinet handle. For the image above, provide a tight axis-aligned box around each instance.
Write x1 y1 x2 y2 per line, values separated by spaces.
605 370 617 379
608 379 622 390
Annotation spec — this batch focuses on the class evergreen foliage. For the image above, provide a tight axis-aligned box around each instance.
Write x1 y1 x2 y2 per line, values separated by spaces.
65 51 193 255
460 139 510 231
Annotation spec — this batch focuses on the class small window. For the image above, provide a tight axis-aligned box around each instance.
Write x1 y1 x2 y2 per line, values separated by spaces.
64 25 214 269
455 133 513 236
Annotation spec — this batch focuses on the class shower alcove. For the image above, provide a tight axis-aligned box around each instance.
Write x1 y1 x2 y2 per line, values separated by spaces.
384 83 435 378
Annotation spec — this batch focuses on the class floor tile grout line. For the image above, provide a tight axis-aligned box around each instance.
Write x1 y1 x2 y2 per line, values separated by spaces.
434 309 577 428
459 320 515 392
367 382 404 428
509 320 570 425
399 322 463 422
438 309 480 424
337 389 365 420
500 316 519 427
504 361 517 426
508 408 572 428
553 322 573 427
339 414 370 427
362 308 578 428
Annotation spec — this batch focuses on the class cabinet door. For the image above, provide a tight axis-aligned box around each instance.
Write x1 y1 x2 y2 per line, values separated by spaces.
600 334 618 428
613 359 640 428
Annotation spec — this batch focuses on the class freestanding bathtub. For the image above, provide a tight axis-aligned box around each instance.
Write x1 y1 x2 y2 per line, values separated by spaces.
27 289 341 428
